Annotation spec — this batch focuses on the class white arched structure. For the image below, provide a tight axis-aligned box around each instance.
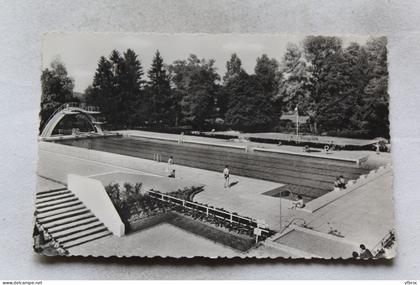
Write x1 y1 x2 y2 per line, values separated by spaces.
40 103 104 139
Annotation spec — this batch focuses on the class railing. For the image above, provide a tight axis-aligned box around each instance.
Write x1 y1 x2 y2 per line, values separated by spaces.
146 189 271 236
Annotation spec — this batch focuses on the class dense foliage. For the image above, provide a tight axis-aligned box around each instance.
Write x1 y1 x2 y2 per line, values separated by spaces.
39 59 79 133
40 36 389 138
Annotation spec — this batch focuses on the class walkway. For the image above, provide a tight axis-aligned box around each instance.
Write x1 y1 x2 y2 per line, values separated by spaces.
116 130 377 164
38 146 287 231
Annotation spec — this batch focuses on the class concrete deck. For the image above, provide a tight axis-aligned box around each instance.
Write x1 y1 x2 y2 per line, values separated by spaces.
38 146 287 231
116 130 381 166
209 131 382 146
37 141 394 258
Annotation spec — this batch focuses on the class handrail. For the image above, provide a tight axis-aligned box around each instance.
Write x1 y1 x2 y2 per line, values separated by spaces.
146 189 270 234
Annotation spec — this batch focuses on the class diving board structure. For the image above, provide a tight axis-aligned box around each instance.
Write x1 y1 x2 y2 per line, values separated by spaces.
40 103 105 140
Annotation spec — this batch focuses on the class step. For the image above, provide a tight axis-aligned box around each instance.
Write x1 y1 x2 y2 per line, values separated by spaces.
36 190 71 199
63 230 112 249
37 209 90 224
36 197 79 208
52 221 104 239
36 187 67 196
37 205 85 219
48 217 99 233
36 201 83 214
58 226 109 244
36 193 75 205
43 213 95 229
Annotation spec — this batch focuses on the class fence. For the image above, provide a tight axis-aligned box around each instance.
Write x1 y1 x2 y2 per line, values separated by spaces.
146 189 271 237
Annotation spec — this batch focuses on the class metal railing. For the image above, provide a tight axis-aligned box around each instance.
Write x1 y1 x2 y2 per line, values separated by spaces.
146 189 271 235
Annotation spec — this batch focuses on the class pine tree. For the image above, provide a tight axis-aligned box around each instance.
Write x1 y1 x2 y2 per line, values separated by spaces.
85 55 116 126
120 49 144 128
146 50 173 126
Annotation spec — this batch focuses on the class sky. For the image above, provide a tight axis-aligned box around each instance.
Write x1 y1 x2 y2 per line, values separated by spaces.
42 33 369 93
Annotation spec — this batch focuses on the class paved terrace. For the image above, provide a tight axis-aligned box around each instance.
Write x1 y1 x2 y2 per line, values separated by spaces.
37 146 288 231
37 142 393 257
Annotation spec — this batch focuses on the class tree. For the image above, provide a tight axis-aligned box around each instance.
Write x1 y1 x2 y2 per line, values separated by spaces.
85 55 116 126
362 37 389 138
254 54 282 120
219 53 244 119
303 36 346 134
278 43 312 114
341 42 370 134
255 54 281 95
119 49 145 128
225 71 277 132
39 58 75 133
223 53 243 83
145 50 174 126
169 55 220 129
86 49 144 129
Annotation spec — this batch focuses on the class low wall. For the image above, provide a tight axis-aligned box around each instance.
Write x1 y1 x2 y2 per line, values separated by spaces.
303 164 393 213
253 147 368 166
67 174 125 237
90 172 203 194
126 132 246 151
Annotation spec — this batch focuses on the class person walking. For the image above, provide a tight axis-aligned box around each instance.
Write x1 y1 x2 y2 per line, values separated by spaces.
166 156 174 175
223 165 230 188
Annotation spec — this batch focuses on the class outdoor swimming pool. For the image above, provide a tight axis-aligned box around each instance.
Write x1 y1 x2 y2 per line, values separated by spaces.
57 136 369 199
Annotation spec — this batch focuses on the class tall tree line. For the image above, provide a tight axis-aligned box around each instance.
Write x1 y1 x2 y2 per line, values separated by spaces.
40 36 389 138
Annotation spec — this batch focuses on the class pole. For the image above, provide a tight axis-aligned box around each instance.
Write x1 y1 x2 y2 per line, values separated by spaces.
279 196 282 233
296 105 299 143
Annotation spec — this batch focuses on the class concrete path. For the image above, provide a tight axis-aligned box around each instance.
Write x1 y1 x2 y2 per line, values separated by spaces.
117 130 390 164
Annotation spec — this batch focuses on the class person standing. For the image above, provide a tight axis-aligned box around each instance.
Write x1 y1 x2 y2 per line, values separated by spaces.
223 165 230 188
166 156 174 175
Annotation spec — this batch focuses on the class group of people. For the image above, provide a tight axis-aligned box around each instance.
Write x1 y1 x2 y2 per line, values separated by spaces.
165 157 233 190
352 244 374 259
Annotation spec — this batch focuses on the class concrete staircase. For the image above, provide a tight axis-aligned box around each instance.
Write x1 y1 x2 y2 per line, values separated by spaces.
35 187 112 250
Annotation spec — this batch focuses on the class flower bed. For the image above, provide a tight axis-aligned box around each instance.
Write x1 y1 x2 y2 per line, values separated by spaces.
104 183 203 231
128 211 255 252
105 182 274 246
